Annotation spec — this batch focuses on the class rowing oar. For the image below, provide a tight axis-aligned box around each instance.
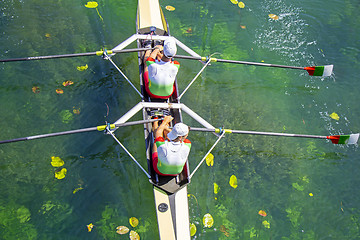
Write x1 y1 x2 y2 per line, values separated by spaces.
0 48 151 63
0 118 161 145
174 55 333 77
189 127 359 145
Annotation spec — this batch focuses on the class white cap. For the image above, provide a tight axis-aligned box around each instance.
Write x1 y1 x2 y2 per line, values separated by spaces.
167 123 189 141
163 37 177 58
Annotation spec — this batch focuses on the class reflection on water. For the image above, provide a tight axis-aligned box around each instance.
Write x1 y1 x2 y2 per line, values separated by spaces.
0 0 359 239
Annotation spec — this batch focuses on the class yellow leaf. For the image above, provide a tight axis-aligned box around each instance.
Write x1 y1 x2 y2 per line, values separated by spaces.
73 108 81 115
262 220 270 228
116 226 129 234
129 217 139 227
62 80 74 86
238 2 245 8
73 187 84 194
203 213 214 228
329 112 340 120
87 223 94 232
55 168 67 179
214 183 219 194
85 1 98 8
206 153 214 166
258 210 267 217
129 230 140 240
309 193 314 197
32 86 40 93
56 88 64 94
269 14 279 20
77 64 88 71
190 223 197 236
229 175 238 188
45 33 51 38
230 0 239 4
165 5 175 11
51 156 64 167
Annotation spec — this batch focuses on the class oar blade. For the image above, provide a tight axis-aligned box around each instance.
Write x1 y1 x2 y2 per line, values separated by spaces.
327 133 359 144
304 65 333 77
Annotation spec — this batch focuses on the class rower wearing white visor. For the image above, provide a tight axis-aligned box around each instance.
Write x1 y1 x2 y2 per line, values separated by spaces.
152 115 191 176
143 37 180 99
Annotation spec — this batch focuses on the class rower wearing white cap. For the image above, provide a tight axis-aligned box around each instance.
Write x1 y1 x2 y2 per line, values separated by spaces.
152 115 191 176
143 37 180 99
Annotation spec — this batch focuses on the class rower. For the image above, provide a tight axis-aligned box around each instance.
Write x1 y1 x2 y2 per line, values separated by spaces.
143 38 180 99
152 115 191 176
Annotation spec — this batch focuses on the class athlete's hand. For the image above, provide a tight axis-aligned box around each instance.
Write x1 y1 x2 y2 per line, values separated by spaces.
155 45 163 51
163 115 174 123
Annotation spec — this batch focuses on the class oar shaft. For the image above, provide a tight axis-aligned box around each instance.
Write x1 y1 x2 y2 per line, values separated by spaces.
0 48 151 62
0 118 160 145
174 55 304 70
189 127 327 140
215 58 304 70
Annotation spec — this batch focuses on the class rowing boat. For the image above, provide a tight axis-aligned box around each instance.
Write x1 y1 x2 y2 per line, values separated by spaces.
137 0 190 238
112 1 213 238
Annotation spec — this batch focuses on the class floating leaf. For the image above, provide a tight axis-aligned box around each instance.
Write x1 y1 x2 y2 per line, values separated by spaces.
230 0 239 4
190 223 197 236
85 1 98 8
51 156 64 167
63 80 74 86
129 217 139 228
55 168 67 179
45 33 51 38
116 226 129 234
302 176 310 183
329 112 340 121
240 25 246 29
87 223 94 232
262 220 270 228
77 64 88 71
32 86 40 93
238 2 245 8
56 88 64 94
59 110 74 124
129 230 140 240
165 5 175 11
206 153 214 166
309 193 314 197
73 108 81 115
292 182 304 191
73 187 84 194
220 225 230 237
16 206 31 223
214 183 219 194
229 175 238 188
258 210 267 217
269 14 279 20
203 213 214 228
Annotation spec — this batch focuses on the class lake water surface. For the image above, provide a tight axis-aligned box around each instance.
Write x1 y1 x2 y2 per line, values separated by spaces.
0 0 359 239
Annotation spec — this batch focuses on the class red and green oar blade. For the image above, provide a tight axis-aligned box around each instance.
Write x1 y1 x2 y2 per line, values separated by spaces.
174 55 333 77
327 134 360 144
189 127 359 145
304 65 333 77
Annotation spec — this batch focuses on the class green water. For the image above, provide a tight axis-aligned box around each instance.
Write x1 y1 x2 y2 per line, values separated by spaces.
0 0 359 239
